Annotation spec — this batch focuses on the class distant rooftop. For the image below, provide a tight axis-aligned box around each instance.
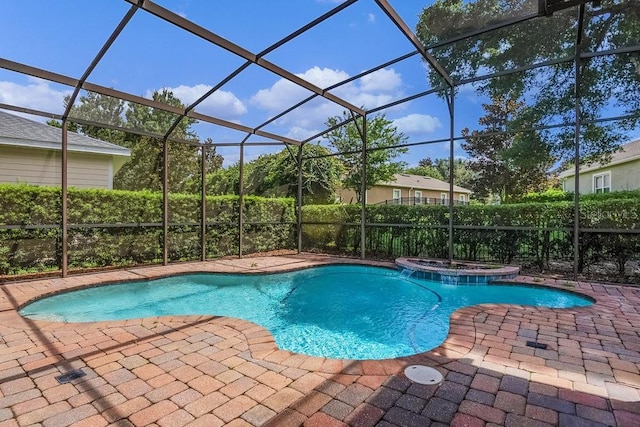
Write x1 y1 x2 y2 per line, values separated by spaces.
380 173 472 194
0 110 130 157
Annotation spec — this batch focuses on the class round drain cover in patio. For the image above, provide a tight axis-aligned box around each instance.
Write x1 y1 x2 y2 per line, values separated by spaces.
404 365 443 385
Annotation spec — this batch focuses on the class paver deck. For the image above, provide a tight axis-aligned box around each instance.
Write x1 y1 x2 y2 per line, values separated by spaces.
0 254 639 426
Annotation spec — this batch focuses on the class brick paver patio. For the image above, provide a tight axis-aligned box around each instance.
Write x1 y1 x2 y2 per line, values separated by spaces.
1 254 639 426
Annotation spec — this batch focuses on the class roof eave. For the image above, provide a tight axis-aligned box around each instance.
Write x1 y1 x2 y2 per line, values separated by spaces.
377 181 473 194
559 154 640 178
0 138 130 157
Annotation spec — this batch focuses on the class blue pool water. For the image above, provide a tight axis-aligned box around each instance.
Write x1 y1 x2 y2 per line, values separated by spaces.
20 265 593 360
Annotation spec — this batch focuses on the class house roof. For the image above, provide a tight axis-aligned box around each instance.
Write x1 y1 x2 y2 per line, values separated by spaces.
379 173 473 194
0 110 130 157
559 138 640 178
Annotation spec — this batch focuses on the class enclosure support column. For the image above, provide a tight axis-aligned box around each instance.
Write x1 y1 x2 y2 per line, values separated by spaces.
573 5 586 278
200 143 207 262
297 144 304 254
61 120 69 277
238 142 245 258
447 88 455 263
360 114 367 259
162 137 169 266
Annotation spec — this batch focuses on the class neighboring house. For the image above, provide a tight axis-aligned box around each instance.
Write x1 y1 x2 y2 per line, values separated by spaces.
338 173 473 205
559 138 640 194
0 110 130 189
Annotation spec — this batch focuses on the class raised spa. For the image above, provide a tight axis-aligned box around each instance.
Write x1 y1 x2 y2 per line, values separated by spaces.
396 257 520 284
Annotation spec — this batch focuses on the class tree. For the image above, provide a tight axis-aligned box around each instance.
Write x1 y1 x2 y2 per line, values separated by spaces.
270 143 344 203
67 92 127 145
325 112 408 202
404 159 445 180
407 157 475 188
206 143 343 203
116 90 200 192
207 164 240 195
416 0 640 165
46 92 125 141
201 138 224 176
461 95 554 202
442 158 475 189
183 137 224 193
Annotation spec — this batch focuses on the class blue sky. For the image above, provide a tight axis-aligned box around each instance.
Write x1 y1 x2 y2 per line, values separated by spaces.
0 0 510 166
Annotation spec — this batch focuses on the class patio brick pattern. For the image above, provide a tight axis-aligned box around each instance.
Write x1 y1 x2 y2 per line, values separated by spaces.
0 254 638 426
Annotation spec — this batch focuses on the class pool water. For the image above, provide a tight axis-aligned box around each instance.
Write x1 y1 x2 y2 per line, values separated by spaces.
20 265 593 360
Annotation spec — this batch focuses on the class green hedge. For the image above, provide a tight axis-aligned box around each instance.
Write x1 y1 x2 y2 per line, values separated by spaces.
0 184 295 274
513 189 572 203
2 182 638 278
514 189 640 204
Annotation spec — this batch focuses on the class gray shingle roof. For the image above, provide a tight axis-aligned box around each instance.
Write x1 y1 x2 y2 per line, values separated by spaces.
0 110 130 157
559 138 640 178
380 173 472 194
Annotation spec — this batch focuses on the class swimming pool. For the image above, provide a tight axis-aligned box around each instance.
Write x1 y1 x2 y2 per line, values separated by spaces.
20 265 593 360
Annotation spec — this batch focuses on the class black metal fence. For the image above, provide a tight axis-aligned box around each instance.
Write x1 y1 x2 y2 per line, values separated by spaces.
1 221 296 275
375 197 469 206
301 222 640 283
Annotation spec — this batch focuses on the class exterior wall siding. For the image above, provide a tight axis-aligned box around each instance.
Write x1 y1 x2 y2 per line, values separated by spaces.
562 159 640 194
0 146 112 189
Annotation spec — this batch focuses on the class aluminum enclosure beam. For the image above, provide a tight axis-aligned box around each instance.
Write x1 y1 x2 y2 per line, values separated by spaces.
125 0 365 116
61 121 69 277
63 4 139 120
0 58 297 146
374 0 454 88
573 5 586 278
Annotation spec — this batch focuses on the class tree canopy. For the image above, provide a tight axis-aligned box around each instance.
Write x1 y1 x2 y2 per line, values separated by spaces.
416 0 640 166
404 160 444 181
406 157 475 189
325 112 408 202
206 143 343 204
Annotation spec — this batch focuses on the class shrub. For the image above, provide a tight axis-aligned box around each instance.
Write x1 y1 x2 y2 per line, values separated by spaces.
514 188 572 204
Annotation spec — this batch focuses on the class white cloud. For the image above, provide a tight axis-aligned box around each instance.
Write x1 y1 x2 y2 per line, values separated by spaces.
252 67 403 113
250 66 407 139
155 84 247 119
285 126 323 141
0 77 70 115
321 68 405 112
251 80 308 111
393 113 442 135
358 68 402 93
251 67 348 111
367 13 376 23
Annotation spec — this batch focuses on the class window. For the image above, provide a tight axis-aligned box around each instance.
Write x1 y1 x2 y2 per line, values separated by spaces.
459 194 465 203
414 190 422 205
593 172 611 193
440 193 448 205
392 189 401 204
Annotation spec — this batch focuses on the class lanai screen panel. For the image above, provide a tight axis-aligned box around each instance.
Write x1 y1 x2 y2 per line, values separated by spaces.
0 1 130 78
0 0 637 276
